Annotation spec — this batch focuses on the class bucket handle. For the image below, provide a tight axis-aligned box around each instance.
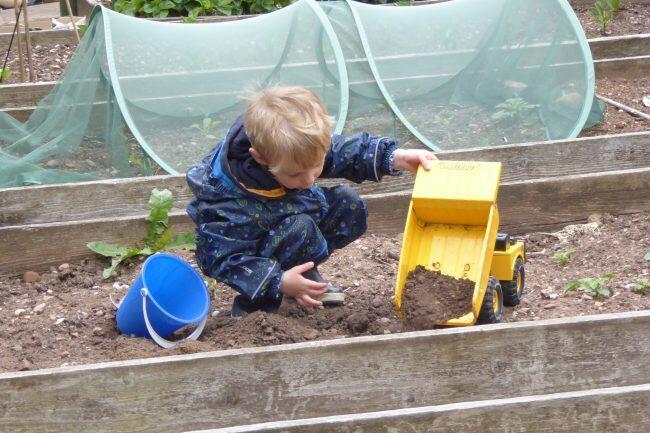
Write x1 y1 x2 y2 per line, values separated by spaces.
140 287 207 349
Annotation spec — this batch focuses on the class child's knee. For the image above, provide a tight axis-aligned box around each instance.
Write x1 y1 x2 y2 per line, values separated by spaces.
335 185 367 216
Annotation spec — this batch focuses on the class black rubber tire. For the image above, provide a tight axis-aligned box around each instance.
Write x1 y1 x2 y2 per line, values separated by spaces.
501 258 525 307
478 277 503 324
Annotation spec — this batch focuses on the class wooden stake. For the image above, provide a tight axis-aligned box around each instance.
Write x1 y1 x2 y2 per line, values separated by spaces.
63 0 81 43
21 0 35 82
12 0 25 82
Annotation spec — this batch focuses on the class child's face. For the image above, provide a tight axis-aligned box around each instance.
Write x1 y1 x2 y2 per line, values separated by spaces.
272 160 324 190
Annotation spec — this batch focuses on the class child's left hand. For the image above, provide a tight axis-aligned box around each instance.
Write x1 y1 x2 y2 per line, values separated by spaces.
392 149 438 173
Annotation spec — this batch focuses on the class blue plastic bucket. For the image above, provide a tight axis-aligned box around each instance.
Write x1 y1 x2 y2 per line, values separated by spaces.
116 254 210 347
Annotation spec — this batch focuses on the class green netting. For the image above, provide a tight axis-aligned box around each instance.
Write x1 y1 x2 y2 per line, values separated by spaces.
0 0 600 188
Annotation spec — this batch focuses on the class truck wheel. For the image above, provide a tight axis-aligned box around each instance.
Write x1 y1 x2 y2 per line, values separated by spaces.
478 277 503 324
501 258 525 307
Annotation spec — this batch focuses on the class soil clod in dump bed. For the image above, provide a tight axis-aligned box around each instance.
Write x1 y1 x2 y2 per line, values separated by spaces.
401 266 475 330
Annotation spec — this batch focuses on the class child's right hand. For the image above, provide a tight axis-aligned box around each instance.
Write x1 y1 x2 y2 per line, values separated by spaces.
280 262 328 308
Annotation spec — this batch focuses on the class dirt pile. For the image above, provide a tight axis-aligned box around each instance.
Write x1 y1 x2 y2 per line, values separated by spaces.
401 266 474 330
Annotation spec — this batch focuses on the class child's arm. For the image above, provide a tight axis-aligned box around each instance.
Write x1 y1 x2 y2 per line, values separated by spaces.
320 133 436 182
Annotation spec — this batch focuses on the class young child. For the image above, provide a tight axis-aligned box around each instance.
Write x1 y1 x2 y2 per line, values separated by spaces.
187 86 436 316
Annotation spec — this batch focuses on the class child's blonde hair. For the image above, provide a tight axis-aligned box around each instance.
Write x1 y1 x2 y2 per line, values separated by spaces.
243 86 333 172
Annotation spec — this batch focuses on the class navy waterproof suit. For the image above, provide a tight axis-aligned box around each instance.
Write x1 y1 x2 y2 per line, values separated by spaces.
186 117 399 309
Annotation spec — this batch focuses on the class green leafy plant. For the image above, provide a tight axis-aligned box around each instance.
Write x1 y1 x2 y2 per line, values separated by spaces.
590 1 613 35
191 115 222 140
645 251 650 261
607 0 626 14
491 98 540 127
113 0 295 19
1 67 11 82
564 274 614 298
88 188 195 278
631 279 650 295
553 249 575 266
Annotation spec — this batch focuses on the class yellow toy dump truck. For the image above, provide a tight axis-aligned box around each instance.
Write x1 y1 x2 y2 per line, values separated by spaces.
395 161 525 326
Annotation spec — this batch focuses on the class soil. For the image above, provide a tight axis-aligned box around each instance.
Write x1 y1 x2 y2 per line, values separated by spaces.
580 76 650 137
2 43 76 84
574 1 650 38
2 212 649 373
401 266 474 330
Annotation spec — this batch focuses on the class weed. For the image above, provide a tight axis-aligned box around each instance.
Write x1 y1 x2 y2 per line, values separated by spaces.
191 115 222 140
590 1 613 35
553 249 575 266
492 98 540 127
88 188 195 278
607 0 626 14
632 279 650 295
1 67 11 83
564 273 614 298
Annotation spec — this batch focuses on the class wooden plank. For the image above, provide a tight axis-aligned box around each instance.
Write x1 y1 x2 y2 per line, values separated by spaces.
2 131 649 227
188 384 650 433
589 34 650 59
2 166 649 273
595 55 650 79
1 311 649 433
0 81 54 109
362 166 650 235
0 29 77 47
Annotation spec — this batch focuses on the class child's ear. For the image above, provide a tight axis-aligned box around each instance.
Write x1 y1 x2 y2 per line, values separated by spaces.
249 147 268 167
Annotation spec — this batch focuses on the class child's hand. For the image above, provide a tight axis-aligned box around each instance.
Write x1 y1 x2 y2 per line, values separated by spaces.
280 262 328 308
392 149 437 173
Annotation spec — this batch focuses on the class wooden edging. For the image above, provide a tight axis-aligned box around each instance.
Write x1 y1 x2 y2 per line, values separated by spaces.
2 165 649 273
1 34 648 110
1 131 648 227
1 311 649 433
187 384 650 433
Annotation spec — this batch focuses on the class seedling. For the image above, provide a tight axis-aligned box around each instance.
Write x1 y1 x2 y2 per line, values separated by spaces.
553 249 575 266
492 98 540 127
88 188 195 278
607 0 626 14
632 279 650 295
191 116 222 140
644 251 650 261
590 1 613 35
564 273 614 298
0 67 11 82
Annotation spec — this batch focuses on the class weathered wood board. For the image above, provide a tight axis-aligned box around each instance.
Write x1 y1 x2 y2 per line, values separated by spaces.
1 166 649 274
2 131 648 227
186 384 650 433
1 311 649 433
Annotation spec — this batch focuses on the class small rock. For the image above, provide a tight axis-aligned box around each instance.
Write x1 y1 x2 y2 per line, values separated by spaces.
95 310 105 317
543 303 558 310
518 307 530 314
541 289 557 300
113 282 129 291
33 303 46 314
45 159 59 168
371 296 383 308
57 269 73 280
587 213 602 224
383 330 391 334
379 317 391 324
353 281 360 287
581 294 593 301
70 332 79 338
594 301 604 307
81 311 89 318
55 318 66 325
12 345 22 352
49 314 57 320
91 285 101 290
58 263 70 271
304 330 319 340
46 289 53 294
263 326 273 335
92 327 104 336
226 339 236 347
61 351 70 357
23 271 40 283
14 309 26 317
20 359 32 371
387 251 400 261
